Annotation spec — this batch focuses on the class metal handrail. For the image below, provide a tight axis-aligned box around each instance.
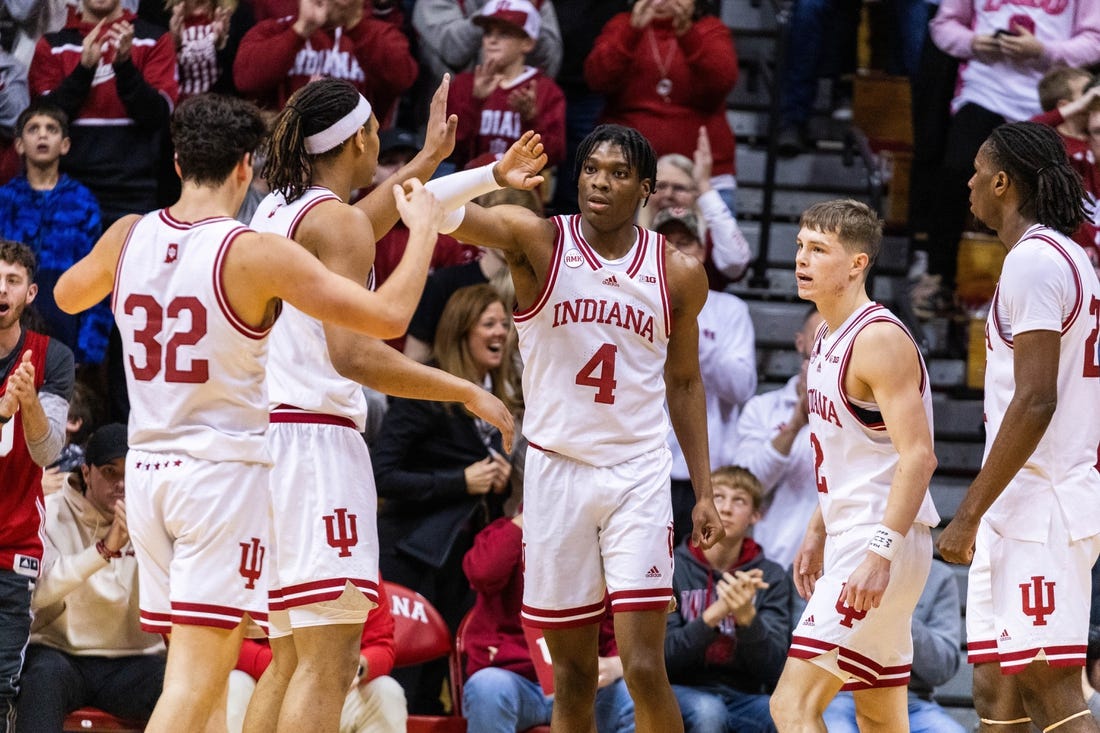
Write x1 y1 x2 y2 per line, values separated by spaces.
747 0 794 289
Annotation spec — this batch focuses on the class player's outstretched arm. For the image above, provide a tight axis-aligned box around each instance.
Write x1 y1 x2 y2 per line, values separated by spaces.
355 74 458 234
841 321 937 611
55 215 140 314
938 328 1059 564
230 184 443 339
325 335 514 451
664 247 724 550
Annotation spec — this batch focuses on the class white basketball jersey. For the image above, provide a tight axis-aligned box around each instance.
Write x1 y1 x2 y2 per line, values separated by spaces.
982 225 1100 542
806 302 940 534
250 188 368 430
515 215 672 467
112 210 272 463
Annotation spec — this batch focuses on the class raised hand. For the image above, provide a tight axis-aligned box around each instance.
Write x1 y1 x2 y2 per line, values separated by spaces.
472 60 503 101
423 74 458 163
630 0 658 29
507 82 537 123
81 19 107 69
103 499 129 554
493 131 547 191
692 126 713 192
108 20 134 65
293 0 328 38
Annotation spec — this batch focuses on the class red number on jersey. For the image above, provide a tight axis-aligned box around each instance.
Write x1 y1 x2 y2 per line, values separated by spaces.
124 294 209 383
1085 296 1100 379
809 431 828 494
575 343 618 404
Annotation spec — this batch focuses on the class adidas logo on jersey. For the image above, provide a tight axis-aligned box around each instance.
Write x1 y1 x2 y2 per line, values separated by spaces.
602 274 620 287
1000 628 1012 642
645 565 661 578
802 615 815 627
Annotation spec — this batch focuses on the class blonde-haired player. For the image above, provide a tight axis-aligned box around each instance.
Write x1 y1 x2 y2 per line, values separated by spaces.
769 199 940 731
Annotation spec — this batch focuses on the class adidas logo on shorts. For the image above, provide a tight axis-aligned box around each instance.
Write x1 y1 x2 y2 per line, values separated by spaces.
602 274 620 287
1000 628 1012 642
645 565 661 578
802 615 815 627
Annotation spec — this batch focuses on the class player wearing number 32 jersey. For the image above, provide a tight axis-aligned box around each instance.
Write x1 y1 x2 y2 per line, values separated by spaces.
52 94 447 733
769 199 939 733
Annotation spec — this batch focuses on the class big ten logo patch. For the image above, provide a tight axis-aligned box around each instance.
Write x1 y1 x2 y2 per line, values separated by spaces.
324 507 358 557
239 538 265 589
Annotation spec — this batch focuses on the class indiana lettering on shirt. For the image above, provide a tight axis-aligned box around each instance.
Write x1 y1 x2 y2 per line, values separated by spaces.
479 109 522 141
806 387 841 427
551 297 656 343
290 46 365 82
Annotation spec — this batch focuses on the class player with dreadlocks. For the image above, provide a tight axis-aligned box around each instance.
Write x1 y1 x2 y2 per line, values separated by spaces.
427 122 724 733
939 121 1100 733
242 75 545 733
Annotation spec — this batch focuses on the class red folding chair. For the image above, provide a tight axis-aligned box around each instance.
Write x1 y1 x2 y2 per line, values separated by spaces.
62 708 145 732
384 580 467 733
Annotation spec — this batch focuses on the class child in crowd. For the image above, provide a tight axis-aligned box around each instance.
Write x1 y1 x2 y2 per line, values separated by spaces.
167 0 236 99
0 100 107 365
42 381 104 496
1033 66 1100 197
664 466 793 733
447 0 565 169
1032 68 1100 275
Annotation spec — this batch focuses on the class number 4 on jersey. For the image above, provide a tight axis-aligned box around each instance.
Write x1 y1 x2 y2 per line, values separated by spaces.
575 343 618 404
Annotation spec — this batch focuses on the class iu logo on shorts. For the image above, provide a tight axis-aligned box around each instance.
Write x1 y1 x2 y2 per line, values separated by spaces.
239 537 265 589
1020 575 1056 626
835 584 868 628
324 507 358 557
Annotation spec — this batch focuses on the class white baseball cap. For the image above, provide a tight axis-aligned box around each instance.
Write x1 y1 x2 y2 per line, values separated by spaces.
474 0 541 40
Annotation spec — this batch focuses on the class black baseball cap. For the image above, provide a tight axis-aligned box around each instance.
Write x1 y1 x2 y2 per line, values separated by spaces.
84 423 128 467
379 128 422 156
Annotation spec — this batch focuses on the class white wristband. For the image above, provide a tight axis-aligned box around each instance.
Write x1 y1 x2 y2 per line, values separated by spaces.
866 524 904 561
424 163 502 214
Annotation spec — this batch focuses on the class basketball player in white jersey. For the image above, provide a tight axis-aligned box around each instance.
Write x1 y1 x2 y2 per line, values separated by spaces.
52 94 447 733
938 122 1100 733
415 123 723 733
241 77 539 733
767 199 940 732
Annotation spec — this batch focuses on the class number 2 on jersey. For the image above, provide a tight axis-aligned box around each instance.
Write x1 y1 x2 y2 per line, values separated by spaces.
809 432 828 494
124 294 209 383
575 343 617 404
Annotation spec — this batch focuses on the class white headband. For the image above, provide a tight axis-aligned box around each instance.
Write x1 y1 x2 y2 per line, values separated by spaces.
303 95 373 155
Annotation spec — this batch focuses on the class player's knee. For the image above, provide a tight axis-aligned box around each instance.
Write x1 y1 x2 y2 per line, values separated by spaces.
552 659 599 709
770 683 811 728
620 653 668 698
